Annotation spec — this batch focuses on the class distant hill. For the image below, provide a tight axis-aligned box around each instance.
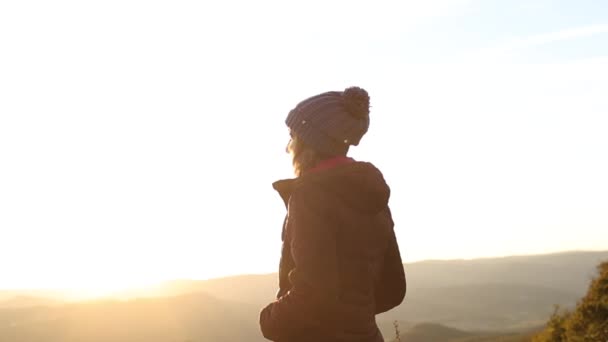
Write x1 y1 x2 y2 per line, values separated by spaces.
0 290 69 303
401 250 608 294
380 283 578 330
0 250 606 341
0 292 266 342
108 273 278 305
387 322 540 342
378 250 608 330
394 322 475 342
0 296 59 309
164 250 605 331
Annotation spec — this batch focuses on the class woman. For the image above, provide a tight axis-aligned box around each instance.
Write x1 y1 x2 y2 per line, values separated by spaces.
260 86 406 342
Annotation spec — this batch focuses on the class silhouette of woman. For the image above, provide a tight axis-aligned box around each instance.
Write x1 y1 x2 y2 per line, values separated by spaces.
259 87 406 342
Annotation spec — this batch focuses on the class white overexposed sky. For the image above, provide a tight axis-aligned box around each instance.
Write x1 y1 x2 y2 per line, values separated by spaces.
1 0 607 293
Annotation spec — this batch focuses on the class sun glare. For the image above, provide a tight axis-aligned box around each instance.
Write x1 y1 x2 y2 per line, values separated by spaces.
53 277 163 301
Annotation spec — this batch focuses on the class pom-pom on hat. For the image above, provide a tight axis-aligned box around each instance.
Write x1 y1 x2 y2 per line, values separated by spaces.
285 86 371 156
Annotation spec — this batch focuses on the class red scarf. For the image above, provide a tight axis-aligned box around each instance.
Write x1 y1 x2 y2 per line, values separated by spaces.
308 156 355 174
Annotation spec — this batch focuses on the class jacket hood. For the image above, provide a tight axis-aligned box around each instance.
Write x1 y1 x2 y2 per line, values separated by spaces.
273 161 391 215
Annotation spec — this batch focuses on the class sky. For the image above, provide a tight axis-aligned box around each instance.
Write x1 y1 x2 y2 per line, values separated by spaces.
1 0 607 293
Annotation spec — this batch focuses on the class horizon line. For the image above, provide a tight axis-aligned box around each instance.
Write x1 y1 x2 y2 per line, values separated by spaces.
2 248 606 293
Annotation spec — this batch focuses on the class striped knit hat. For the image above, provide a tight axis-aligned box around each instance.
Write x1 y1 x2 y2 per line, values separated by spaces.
286 86 371 156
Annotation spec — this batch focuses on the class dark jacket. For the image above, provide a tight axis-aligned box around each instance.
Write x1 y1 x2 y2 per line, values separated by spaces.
259 161 406 342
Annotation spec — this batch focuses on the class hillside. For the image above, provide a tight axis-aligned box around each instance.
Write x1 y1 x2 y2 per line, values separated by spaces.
401 250 608 294
108 274 278 305
0 290 69 304
533 261 608 341
381 283 578 330
394 322 475 342
378 251 608 330
0 250 605 341
155 251 605 331
0 296 59 309
0 292 265 342
387 322 540 342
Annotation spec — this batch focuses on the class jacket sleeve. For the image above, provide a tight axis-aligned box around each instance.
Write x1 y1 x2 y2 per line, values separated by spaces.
374 209 406 314
260 186 339 341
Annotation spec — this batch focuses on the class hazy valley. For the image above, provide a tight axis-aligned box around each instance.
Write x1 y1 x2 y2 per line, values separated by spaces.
1 250 606 342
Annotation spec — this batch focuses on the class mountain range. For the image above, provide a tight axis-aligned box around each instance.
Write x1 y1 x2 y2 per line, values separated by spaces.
1 250 606 341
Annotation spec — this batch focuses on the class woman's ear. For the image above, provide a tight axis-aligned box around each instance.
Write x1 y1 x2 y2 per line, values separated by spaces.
286 138 292 154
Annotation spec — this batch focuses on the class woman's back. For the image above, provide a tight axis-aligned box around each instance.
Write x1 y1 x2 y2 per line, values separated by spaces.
262 161 405 341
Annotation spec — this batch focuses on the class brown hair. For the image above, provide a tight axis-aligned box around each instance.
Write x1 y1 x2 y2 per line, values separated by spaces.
287 133 331 177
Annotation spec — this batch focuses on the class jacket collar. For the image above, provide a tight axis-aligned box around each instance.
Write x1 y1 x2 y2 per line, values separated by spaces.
272 178 296 209
272 156 356 208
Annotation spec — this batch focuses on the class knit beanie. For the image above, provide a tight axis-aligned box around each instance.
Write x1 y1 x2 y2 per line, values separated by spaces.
286 86 371 156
